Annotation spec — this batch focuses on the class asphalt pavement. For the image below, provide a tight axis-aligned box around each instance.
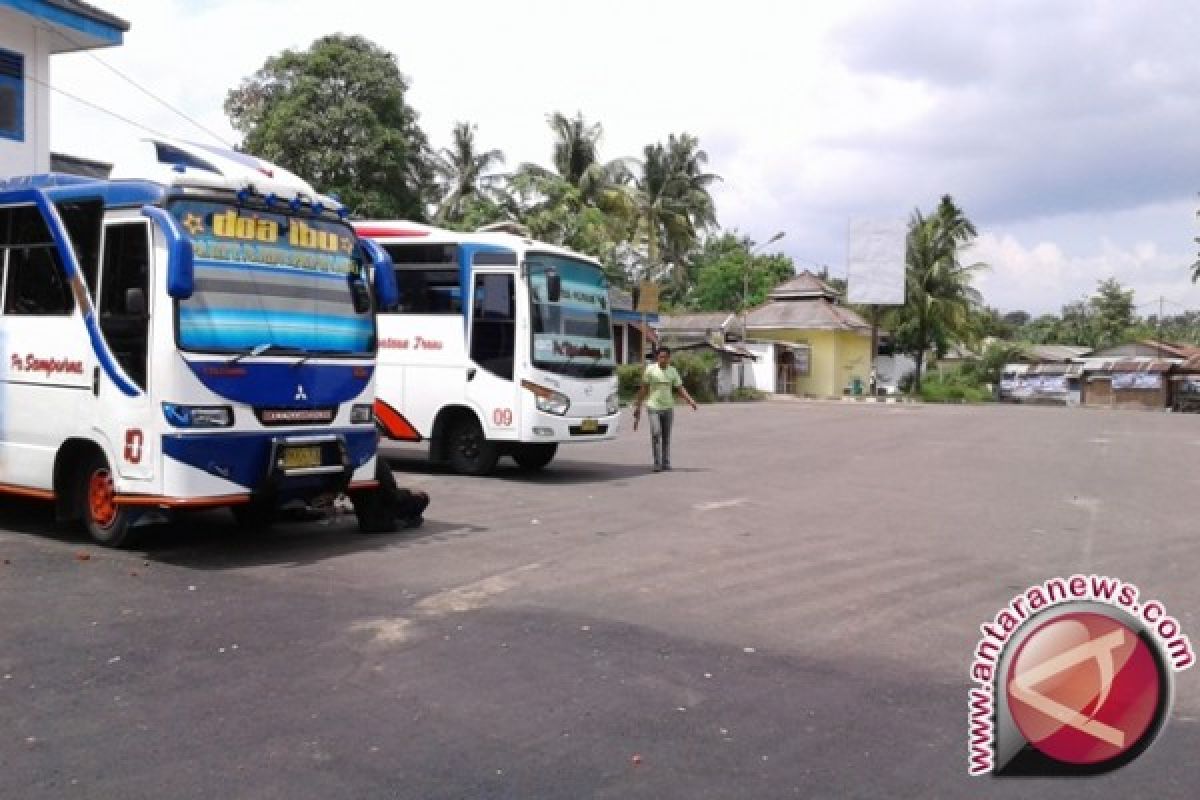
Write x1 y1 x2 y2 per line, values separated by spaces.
2 399 1199 798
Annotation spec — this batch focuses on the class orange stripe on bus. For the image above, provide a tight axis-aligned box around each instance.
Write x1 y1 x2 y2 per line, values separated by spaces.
0 483 55 501
114 494 252 509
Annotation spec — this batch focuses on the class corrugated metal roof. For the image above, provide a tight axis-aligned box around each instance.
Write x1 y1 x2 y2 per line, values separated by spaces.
657 312 738 332
767 271 837 300
1083 358 1175 373
1027 344 1092 362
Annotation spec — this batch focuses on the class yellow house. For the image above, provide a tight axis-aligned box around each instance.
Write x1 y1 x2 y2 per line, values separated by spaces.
746 272 872 397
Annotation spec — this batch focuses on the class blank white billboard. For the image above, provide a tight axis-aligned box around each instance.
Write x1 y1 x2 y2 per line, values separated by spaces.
847 219 906 306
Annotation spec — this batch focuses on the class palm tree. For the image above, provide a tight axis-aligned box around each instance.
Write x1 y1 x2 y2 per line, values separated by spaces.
896 196 986 391
432 122 506 225
510 111 636 258
631 133 720 295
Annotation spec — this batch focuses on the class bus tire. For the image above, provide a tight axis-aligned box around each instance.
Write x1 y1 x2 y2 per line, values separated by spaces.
447 416 499 476
352 461 398 533
78 452 136 548
513 443 557 471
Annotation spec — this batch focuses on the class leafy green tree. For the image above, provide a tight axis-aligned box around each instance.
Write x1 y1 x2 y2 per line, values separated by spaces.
690 233 794 311
892 195 986 391
1021 314 1063 344
1002 310 1031 328
1089 277 1136 348
1059 300 1097 347
432 122 506 226
225 35 435 219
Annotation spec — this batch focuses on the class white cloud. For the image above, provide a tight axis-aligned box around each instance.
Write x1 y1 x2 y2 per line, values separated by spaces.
38 0 1200 314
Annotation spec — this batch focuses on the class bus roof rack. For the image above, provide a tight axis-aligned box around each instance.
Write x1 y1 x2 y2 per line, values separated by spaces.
108 138 342 209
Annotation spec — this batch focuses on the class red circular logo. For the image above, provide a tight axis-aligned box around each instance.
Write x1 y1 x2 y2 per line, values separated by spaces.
1006 611 1162 765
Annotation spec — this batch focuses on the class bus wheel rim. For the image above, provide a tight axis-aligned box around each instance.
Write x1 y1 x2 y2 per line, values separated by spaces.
88 469 117 529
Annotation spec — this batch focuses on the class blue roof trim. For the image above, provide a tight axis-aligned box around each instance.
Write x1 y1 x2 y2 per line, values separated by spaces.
0 0 127 45
0 177 167 208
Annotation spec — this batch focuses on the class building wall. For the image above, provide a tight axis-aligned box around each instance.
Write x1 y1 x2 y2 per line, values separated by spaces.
753 328 871 396
1113 388 1168 411
741 341 776 392
1083 378 1112 407
0 10 50 178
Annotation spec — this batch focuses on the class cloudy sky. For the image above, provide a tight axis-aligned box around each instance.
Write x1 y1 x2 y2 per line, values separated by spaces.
49 0 1200 315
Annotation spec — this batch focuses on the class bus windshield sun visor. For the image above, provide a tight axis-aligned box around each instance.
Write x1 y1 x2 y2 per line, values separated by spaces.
141 205 194 298
361 239 398 310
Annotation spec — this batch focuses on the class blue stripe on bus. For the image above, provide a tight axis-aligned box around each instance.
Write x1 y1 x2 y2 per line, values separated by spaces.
194 259 352 281
183 362 373 407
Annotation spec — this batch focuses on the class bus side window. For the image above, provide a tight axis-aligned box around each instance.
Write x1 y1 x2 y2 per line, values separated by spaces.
98 222 151 390
0 205 73 316
3 247 73 315
470 273 515 381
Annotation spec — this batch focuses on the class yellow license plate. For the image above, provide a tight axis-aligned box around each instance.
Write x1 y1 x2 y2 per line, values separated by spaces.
282 445 322 469
580 418 599 433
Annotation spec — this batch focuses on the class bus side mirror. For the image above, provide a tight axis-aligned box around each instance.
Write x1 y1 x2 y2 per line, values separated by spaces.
546 268 561 304
140 206 194 299
167 236 194 298
349 276 371 313
360 239 398 310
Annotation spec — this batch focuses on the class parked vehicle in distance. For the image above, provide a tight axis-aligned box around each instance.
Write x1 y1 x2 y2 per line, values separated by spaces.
355 221 620 475
0 140 399 545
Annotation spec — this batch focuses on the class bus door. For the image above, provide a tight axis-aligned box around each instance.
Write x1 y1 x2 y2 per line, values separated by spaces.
461 245 519 439
95 216 154 479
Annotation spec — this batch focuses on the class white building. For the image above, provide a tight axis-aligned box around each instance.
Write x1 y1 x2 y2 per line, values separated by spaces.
0 0 128 178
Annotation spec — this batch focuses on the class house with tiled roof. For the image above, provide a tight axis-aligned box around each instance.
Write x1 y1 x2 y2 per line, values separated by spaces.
0 0 128 177
742 271 873 397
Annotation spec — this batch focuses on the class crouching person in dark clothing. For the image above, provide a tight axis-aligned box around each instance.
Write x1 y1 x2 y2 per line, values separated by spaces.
349 460 429 533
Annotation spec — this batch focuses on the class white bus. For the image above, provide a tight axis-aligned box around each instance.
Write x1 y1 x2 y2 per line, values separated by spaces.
0 141 400 545
354 221 620 474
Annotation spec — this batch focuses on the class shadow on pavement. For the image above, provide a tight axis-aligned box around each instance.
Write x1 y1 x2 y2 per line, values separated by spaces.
0 497 488 570
385 455 690 485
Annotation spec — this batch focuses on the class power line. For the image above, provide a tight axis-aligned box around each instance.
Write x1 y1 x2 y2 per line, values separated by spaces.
52 27 234 148
26 71 174 141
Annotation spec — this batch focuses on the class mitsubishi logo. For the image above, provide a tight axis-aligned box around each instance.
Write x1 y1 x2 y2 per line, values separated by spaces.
295 384 308 401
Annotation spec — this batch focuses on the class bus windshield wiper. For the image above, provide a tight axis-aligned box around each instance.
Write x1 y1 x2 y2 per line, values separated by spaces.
227 343 305 364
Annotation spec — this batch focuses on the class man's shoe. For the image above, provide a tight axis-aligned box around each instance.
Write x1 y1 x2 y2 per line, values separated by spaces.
663 464 673 471
652 464 663 473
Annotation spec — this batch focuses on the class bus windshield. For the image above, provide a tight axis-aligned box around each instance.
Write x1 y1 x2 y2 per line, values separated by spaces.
528 253 615 378
169 199 374 356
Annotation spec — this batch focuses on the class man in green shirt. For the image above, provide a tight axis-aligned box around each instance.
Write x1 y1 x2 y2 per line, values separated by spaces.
632 346 698 472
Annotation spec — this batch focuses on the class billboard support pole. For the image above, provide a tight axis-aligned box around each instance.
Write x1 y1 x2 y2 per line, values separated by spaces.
869 304 880 395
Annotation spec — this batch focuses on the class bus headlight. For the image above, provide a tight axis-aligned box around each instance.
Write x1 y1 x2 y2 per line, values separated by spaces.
350 403 375 424
162 403 234 428
606 393 619 415
521 380 570 416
